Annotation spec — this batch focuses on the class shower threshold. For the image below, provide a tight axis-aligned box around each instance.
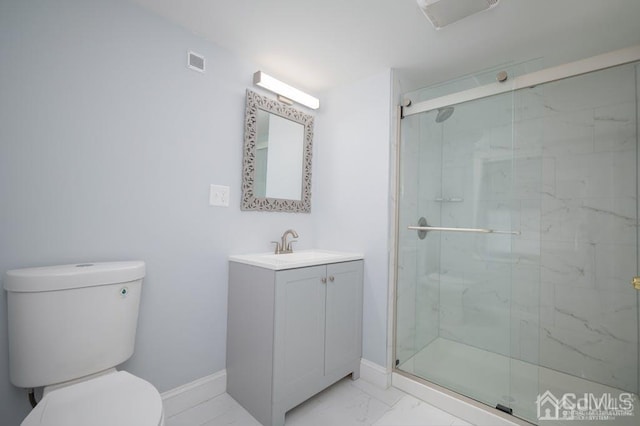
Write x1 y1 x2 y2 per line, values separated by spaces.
396 337 638 425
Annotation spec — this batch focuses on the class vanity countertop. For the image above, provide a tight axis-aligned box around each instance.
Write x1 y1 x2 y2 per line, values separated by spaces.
229 249 364 270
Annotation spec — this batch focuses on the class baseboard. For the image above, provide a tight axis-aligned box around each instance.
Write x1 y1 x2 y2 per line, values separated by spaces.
359 358 391 389
161 369 227 418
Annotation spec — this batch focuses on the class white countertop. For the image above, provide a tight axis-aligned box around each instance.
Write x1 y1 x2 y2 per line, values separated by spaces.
229 249 364 270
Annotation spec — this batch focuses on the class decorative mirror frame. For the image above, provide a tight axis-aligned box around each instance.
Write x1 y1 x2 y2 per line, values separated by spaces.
241 90 314 212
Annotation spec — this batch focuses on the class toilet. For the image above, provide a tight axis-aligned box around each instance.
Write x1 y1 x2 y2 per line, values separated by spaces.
4 261 164 426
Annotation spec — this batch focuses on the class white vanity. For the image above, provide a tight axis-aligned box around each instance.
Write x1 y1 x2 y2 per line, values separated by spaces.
227 250 364 426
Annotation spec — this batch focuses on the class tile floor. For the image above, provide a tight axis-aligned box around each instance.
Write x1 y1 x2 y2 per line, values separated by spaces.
166 377 473 426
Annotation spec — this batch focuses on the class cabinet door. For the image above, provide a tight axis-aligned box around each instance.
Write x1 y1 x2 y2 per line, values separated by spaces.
324 261 363 375
273 265 326 400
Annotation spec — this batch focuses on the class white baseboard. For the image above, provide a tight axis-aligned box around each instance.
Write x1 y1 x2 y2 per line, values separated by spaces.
161 369 227 418
359 359 391 389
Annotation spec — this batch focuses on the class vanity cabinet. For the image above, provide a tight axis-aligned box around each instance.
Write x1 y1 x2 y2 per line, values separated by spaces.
227 259 363 426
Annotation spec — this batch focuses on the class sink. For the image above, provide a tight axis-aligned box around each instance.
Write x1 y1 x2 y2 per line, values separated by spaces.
229 250 364 270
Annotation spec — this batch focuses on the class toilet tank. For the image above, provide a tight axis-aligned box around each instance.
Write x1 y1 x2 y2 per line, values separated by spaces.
4 261 146 388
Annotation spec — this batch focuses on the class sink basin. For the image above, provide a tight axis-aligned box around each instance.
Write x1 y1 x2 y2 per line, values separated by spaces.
229 250 364 270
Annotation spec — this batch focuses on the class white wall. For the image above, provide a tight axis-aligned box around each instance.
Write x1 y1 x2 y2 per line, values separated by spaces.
314 70 393 367
0 0 323 422
0 1 395 423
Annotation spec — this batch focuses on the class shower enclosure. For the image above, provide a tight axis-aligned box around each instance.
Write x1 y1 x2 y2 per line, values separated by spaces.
395 52 640 425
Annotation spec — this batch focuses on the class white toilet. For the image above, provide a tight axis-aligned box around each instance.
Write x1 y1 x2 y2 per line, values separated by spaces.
4 261 164 426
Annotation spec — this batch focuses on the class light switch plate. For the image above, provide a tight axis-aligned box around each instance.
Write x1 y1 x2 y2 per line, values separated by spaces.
209 184 230 207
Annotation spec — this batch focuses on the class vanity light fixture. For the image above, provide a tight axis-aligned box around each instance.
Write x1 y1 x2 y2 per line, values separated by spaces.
417 0 500 29
253 71 320 110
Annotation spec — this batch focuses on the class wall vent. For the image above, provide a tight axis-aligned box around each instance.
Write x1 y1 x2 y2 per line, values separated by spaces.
187 51 205 72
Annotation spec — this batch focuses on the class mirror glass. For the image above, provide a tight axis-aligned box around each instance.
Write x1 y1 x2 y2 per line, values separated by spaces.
254 110 304 200
241 90 313 212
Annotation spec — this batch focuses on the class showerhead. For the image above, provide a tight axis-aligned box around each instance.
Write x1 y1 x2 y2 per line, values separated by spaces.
435 106 454 123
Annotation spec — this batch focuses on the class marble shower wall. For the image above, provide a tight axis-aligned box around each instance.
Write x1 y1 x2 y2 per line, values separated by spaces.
526 64 639 394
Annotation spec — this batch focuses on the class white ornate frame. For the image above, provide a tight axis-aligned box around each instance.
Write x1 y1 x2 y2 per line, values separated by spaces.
241 90 314 212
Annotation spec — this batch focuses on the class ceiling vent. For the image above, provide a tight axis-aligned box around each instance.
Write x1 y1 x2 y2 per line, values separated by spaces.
417 0 500 29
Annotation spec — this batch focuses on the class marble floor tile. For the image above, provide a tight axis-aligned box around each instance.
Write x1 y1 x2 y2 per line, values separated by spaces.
167 393 261 426
165 376 474 426
372 395 473 426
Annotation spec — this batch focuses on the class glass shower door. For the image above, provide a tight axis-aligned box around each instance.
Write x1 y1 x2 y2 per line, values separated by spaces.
396 60 640 425
396 89 537 415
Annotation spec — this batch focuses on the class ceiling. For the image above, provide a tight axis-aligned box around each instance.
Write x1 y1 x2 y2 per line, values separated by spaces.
129 0 640 95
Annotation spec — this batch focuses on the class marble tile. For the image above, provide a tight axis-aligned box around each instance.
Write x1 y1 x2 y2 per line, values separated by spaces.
514 116 544 152
554 150 636 199
593 102 637 152
539 324 638 393
541 194 636 245
169 377 475 426
514 317 540 365
409 338 512 412
477 158 513 200
373 395 472 426
415 274 440 351
541 109 595 157
539 281 556 327
200 401 262 426
514 85 547 123
537 368 640 426
440 279 512 356
511 237 541 268
351 378 406 407
594 242 636 291
285 380 391 426
540 240 596 288
441 165 472 202
554 285 638 344
515 199 542 242
167 393 259 426
513 156 545 199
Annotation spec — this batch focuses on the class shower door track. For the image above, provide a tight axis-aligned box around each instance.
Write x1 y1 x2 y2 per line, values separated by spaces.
401 44 640 118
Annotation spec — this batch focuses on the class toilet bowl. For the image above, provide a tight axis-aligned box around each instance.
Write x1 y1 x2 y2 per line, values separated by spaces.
4 261 163 426
22 370 164 426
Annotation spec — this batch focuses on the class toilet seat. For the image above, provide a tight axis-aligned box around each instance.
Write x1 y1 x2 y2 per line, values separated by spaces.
22 371 164 426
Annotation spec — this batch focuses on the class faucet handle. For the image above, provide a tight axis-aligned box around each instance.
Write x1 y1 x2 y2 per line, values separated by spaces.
270 241 282 254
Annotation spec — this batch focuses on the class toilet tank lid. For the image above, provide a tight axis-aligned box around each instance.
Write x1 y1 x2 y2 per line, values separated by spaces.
3 261 145 293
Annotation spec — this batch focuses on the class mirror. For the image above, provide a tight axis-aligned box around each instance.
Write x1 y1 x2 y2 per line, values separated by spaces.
241 90 314 212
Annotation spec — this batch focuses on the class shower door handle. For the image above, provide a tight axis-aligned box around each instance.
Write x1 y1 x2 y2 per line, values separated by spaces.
408 225 520 235
408 217 520 239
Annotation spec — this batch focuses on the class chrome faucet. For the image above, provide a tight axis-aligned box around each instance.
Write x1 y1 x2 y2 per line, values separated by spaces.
271 229 299 254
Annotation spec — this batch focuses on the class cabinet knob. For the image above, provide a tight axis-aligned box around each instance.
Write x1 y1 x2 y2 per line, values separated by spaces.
321 277 327 284
329 276 335 282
